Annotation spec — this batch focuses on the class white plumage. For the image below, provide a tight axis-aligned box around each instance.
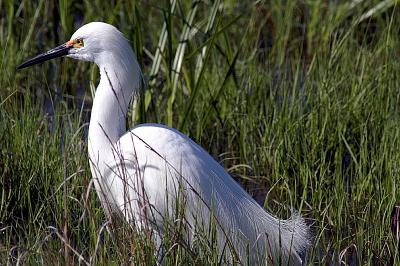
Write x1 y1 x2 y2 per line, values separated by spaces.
18 22 310 265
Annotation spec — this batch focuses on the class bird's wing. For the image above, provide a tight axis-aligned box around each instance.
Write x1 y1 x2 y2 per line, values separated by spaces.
100 123 307 265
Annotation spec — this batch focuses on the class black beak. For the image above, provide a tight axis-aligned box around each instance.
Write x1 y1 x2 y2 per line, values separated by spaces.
17 42 73 70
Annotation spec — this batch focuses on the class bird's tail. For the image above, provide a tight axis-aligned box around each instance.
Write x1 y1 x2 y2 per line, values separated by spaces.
272 211 311 265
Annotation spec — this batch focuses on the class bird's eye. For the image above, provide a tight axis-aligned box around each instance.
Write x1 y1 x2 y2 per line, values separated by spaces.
74 38 84 48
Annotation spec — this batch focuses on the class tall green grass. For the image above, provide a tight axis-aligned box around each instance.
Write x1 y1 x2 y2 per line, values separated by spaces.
1 0 400 264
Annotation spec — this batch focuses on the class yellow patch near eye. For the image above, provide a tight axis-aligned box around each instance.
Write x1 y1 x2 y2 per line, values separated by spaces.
73 38 84 48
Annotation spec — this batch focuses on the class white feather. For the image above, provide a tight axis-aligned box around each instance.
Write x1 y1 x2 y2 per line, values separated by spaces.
70 22 310 265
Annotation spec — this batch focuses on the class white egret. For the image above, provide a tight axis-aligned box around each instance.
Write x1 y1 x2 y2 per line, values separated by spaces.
17 22 310 265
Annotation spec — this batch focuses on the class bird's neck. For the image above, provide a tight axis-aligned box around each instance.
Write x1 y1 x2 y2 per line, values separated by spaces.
88 52 141 168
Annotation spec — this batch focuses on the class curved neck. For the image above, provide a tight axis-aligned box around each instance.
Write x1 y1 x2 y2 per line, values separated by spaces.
88 49 141 167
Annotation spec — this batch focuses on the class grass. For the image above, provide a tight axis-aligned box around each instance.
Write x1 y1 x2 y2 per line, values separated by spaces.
1 0 400 264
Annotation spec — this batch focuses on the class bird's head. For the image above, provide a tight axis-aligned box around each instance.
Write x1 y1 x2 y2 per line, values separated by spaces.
17 22 131 69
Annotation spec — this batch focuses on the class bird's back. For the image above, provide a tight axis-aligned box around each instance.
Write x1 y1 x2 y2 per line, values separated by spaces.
97 123 308 265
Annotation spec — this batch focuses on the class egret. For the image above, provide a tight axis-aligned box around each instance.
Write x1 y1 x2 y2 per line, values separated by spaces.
17 22 310 265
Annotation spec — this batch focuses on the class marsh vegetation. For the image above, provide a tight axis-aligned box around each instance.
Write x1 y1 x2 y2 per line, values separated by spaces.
1 0 400 264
